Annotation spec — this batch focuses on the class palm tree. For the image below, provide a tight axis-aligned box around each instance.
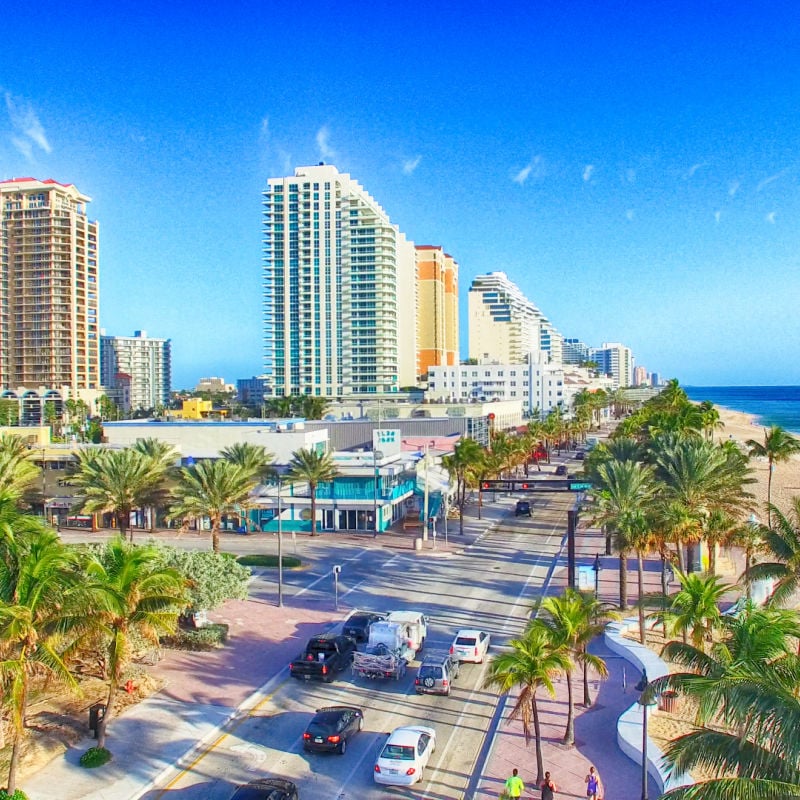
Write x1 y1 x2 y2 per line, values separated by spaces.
746 425 800 527
295 395 330 420
648 607 800 800
286 448 338 537
0 510 83 794
698 400 724 442
591 459 656 611
131 438 178 531
83 537 185 749
746 498 800 607
220 442 275 482
484 623 570 784
0 434 40 500
651 570 732 651
71 447 169 541
537 589 610 746
170 459 258 551
442 438 483 535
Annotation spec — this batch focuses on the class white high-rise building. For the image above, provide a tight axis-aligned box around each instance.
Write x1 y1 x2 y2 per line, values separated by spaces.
468 272 561 364
100 330 171 413
591 342 634 388
262 165 416 396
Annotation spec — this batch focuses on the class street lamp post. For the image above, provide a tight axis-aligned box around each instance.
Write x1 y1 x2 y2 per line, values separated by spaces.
277 476 283 608
373 450 383 539
635 669 651 800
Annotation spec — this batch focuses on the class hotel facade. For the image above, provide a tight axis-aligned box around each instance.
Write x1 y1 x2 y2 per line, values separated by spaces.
415 245 459 379
262 164 417 398
0 178 100 422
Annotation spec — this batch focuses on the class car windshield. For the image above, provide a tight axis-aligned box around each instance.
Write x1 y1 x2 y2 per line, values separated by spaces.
455 636 476 646
381 744 415 760
418 666 442 679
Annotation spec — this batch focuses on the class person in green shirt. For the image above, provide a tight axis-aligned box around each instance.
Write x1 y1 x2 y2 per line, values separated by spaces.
504 767 525 798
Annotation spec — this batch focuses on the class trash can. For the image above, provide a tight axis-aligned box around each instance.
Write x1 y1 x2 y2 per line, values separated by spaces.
89 702 106 738
658 691 678 713
414 538 423 552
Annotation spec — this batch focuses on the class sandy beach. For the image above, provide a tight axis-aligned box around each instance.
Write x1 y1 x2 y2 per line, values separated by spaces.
713 406 800 518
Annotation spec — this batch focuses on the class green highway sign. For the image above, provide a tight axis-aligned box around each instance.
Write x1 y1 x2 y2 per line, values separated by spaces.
569 481 593 491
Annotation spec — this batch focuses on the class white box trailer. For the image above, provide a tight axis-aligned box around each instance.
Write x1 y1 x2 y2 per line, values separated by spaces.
352 621 412 680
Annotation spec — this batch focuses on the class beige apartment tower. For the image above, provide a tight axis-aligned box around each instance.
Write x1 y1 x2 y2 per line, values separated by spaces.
415 245 459 379
0 178 100 393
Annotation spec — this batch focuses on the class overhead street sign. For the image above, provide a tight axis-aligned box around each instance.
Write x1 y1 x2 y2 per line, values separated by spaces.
480 479 593 493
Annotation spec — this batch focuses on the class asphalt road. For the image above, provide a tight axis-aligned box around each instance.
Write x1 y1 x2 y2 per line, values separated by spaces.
154 490 574 799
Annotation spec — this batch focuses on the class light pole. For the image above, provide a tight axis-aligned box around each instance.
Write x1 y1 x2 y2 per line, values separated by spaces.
635 669 651 800
277 475 283 608
373 450 383 538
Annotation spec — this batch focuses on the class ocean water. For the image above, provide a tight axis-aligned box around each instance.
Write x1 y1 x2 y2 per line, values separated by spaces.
684 386 800 435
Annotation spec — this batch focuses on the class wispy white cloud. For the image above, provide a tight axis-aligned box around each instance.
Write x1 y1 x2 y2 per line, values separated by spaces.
4 92 51 160
261 116 270 137
685 162 706 179
512 155 545 185
625 209 635 221
277 147 293 175
728 180 740 198
765 211 777 224
714 210 722 224
513 165 532 184
316 125 335 160
757 168 789 192
582 164 594 182
402 155 422 175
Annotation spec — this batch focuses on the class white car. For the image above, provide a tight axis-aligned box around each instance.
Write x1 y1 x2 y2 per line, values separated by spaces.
450 629 491 663
374 725 436 786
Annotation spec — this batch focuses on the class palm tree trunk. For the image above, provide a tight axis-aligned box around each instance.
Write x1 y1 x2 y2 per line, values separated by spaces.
708 541 717 575
97 674 119 749
211 513 221 553
661 554 669 638
118 510 131 542
767 463 773 528
310 486 317 536
6 678 27 794
619 550 628 608
676 541 685 573
637 552 646 645
478 486 482 520
582 651 592 707
532 695 544 784
563 668 575 745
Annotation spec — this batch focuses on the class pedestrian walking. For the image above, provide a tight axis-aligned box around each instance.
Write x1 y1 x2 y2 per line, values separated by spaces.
585 765 602 799
503 767 525 798
540 771 557 800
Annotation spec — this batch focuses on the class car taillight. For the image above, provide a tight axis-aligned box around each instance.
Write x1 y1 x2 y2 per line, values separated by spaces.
322 665 328 674
406 767 416 776
415 678 420 684
374 765 381 773
442 680 448 687
449 645 454 654
303 732 311 740
474 647 479 656
327 735 340 743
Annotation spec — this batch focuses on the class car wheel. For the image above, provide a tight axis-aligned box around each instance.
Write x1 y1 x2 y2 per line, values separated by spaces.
339 739 347 755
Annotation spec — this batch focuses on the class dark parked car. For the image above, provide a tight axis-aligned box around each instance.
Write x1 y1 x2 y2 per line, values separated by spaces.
231 778 299 800
342 611 386 643
555 464 568 476
303 705 364 754
575 451 586 460
514 500 532 517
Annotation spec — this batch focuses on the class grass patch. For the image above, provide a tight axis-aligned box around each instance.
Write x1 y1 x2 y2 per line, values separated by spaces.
79 746 112 768
236 554 302 568
161 623 229 651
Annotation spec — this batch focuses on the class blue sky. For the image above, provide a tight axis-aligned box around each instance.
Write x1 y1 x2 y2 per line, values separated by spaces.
3 1 800 388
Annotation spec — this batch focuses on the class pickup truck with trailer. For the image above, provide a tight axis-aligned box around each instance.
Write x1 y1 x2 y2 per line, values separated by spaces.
289 633 356 683
352 621 414 681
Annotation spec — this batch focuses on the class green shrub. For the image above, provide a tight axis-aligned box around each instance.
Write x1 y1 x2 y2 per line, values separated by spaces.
161 623 229 651
236 554 301 568
79 746 112 768
0 790 29 800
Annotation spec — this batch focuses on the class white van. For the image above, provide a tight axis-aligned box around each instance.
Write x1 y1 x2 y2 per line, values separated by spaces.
386 610 429 655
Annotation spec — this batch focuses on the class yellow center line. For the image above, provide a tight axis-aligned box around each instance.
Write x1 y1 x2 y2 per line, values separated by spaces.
154 674 291 796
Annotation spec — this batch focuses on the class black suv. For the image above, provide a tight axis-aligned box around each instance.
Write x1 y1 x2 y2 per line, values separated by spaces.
515 500 532 517
342 611 386 643
231 778 299 800
303 705 364 754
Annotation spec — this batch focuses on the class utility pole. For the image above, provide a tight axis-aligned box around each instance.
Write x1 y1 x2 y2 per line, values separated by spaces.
422 443 430 542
